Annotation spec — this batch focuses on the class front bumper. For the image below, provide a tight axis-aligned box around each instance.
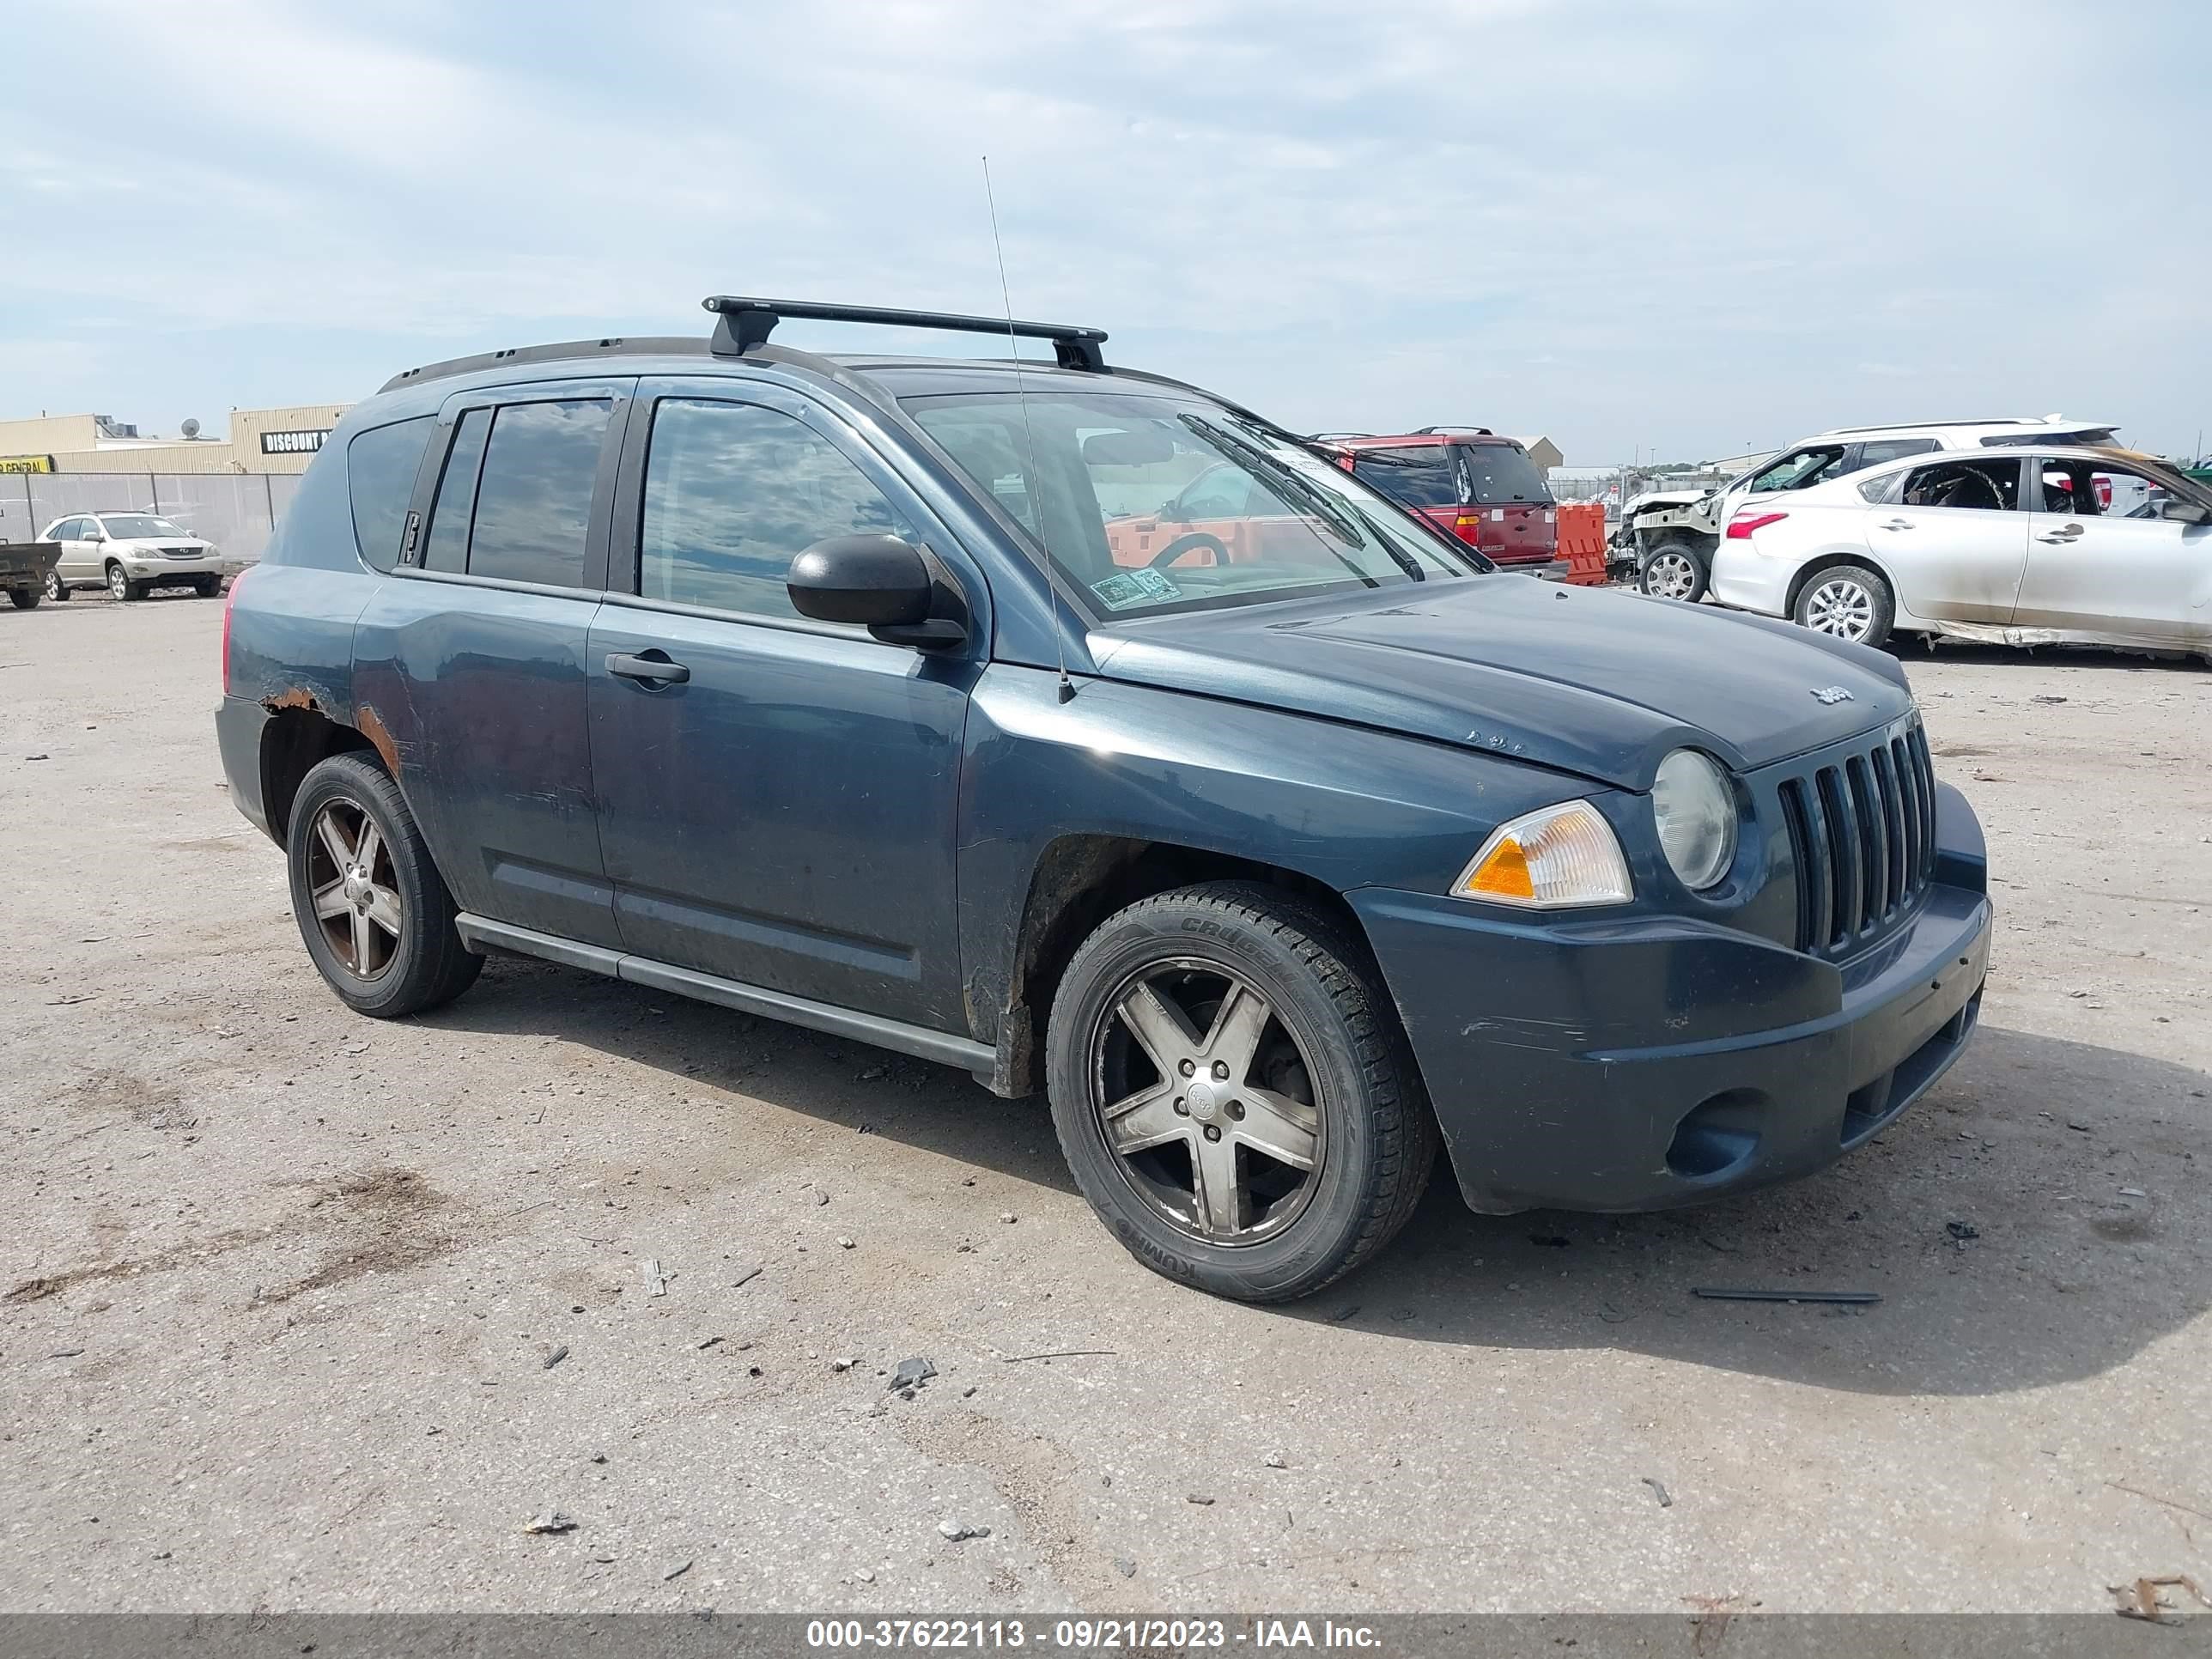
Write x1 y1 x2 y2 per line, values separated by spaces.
123 555 240 581
1350 820 1990 1213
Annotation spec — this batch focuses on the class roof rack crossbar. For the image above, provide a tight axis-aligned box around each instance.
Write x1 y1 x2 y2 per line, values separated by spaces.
703 295 1107 372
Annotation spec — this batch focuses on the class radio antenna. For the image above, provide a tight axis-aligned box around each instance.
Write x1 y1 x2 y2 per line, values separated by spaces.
983 155 1076 705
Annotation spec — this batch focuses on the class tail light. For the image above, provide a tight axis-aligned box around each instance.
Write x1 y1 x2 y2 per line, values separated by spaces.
1450 514 1484 544
1727 511 1788 540
221 566 249 695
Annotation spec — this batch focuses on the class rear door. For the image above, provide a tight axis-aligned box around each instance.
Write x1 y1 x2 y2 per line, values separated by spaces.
2017 456 2210 649
349 380 631 949
586 376 980 1030
1460 442 1555 564
49 519 91 580
1867 455 2029 622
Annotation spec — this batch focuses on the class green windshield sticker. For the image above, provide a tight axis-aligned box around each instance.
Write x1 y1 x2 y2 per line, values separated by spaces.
1089 568 1182 610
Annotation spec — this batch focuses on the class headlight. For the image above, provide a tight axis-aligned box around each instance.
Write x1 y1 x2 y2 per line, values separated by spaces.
1652 749 1736 890
1453 800 1632 908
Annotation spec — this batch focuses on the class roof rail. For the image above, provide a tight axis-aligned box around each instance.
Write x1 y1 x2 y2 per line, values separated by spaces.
703 295 1108 372
378 336 703 394
1416 424 1493 436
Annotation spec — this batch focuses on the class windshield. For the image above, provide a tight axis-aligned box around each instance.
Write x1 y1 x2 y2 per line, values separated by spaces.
98 514 189 539
904 390 1480 618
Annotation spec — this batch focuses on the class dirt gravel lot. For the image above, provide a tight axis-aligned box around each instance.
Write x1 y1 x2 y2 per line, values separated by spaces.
3 591 2209 1614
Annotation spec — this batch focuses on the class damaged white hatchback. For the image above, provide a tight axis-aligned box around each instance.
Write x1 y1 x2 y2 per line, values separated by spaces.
1705 444 2212 661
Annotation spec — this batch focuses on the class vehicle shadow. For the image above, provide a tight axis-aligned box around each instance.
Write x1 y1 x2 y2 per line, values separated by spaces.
1897 637 2206 675
1305 1021 2210 1397
417 953 1081 1195
426 960 2204 1396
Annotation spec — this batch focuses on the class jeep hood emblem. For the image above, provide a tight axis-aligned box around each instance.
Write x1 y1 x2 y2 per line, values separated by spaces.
1810 685 1854 705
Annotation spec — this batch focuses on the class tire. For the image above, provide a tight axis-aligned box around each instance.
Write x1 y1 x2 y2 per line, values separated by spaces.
286 752 483 1018
192 575 222 598
106 562 140 603
1045 880 1437 1303
1638 538 1709 603
45 569 70 602
8 587 39 611
1793 562 1895 649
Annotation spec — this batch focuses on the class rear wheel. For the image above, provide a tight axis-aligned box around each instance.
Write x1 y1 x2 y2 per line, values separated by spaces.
7 587 39 610
286 752 483 1018
1639 538 1709 603
44 570 70 602
1046 881 1436 1303
1794 563 1894 648
106 562 140 603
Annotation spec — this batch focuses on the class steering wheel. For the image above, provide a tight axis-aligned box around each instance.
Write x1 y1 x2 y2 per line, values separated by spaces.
1148 531 1231 570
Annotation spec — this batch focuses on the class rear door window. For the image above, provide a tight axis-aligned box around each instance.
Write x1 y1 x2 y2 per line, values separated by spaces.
1352 445 1465 507
422 410 490 574
465 400 613 586
1459 443 1552 505
346 416 435 569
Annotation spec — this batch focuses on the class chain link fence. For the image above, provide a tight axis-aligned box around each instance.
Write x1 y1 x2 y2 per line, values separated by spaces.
0 471 301 560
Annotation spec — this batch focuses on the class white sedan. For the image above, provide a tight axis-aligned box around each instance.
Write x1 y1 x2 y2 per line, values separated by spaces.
1705 446 2212 660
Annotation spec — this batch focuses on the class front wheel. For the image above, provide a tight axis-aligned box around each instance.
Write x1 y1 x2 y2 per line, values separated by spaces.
7 587 39 611
1794 563 1894 648
1045 881 1436 1303
106 562 140 603
1638 538 1709 603
287 752 483 1018
44 570 70 602
192 575 223 598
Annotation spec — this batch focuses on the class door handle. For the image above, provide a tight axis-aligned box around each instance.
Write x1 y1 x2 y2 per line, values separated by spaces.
2035 524 2084 544
1877 518 1915 531
605 650 690 685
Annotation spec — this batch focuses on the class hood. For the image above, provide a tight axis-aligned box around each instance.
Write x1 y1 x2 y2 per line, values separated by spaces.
1088 574 1914 791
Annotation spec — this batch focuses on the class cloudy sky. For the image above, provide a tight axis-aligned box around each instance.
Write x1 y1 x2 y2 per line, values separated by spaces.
6 0 2208 464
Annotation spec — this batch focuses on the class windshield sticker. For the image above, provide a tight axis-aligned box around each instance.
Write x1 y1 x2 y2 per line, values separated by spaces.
1089 568 1183 610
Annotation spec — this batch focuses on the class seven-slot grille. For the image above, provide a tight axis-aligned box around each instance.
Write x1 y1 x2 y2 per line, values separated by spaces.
1777 722 1936 956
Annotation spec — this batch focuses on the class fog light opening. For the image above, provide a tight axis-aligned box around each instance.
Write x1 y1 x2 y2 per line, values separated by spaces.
1666 1090 1767 1180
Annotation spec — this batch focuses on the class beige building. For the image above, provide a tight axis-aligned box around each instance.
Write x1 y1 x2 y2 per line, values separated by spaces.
0 403 353 475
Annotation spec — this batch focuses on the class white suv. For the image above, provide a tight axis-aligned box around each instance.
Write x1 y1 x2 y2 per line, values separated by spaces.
40 512 244 602
1629 416 2118 603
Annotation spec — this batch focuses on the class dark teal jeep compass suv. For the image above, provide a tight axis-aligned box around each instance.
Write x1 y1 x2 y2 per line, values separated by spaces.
216 296 1990 1302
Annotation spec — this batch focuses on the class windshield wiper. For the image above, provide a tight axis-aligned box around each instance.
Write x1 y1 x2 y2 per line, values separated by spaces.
1182 416 1425 584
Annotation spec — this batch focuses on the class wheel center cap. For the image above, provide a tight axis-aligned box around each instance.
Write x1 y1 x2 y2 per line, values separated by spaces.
1185 1080 1219 1123
343 870 372 903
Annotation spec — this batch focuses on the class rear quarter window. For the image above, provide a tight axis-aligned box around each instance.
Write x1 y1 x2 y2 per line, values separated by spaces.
345 416 434 570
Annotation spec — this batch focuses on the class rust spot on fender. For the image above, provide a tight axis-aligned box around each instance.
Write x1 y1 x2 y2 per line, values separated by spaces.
356 702 401 777
262 688 320 714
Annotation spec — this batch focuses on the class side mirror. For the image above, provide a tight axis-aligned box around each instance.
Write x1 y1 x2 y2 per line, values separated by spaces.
787 534 964 648
2160 499 2210 525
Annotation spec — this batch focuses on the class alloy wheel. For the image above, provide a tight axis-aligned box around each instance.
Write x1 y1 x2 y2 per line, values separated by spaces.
305 799 404 981
1644 551 1698 599
1804 578 1875 642
45 570 64 601
107 565 129 601
1089 958 1325 1244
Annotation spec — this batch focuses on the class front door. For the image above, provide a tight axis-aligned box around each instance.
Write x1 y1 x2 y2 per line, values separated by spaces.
586 380 978 1031
349 383 631 949
2017 456 2212 650
1870 455 2030 622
